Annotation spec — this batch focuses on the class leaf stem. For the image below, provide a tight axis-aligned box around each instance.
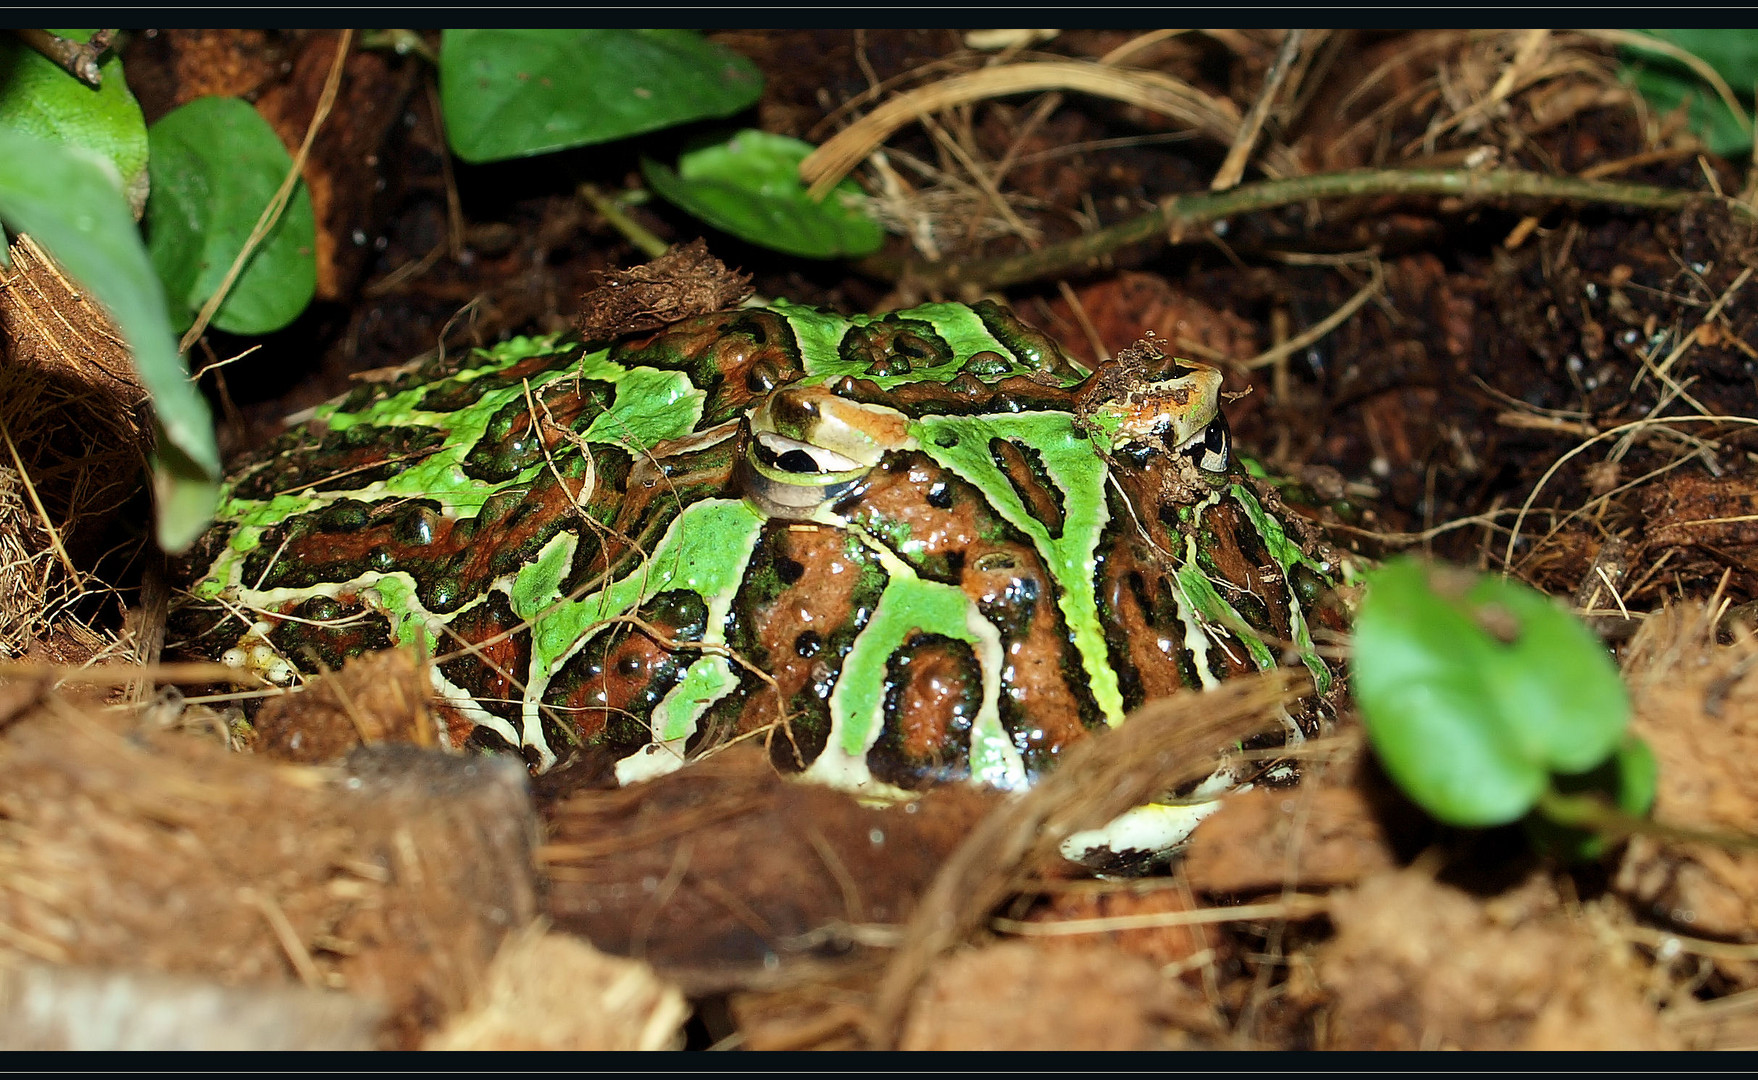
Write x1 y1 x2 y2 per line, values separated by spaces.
1537 788 1758 852
579 183 669 259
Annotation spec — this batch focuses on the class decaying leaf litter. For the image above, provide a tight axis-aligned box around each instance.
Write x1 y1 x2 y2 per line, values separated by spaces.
4 28 1758 1050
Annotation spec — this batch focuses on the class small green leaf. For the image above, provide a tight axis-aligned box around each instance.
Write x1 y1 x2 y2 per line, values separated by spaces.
145 96 316 337
642 130 884 259
0 29 149 217
151 442 224 554
0 128 219 549
1634 29 1758 100
439 29 762 163
1350 558 1632 827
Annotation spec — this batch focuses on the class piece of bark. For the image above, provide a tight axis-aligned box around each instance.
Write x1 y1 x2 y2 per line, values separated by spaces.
898 941 1221 1051
541 745 997 993
0 702 538 1048
1312 868 1680 1050
0 965 382 1051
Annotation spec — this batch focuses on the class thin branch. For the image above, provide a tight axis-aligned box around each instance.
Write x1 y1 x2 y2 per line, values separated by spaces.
14 29 114 88
865 168 1723 293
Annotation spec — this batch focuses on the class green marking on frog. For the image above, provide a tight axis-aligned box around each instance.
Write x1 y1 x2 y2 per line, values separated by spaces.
1228 481 1333 692
581 366 704 448
532 498 764 672
913 411 1122 725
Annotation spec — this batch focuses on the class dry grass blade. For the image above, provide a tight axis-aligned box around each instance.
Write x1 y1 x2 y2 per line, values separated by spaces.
865 668 1311 1048
0 660 255 685
1241 259 1384 370
992 893 1330 936
1211 29 1305 192
799 61 1253 201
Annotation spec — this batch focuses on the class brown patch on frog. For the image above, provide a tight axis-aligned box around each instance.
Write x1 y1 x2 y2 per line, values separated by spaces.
869 633 979 789
841 452 1102 775
436 590 532 728
967 298 1090 380
458 376 617 482
540 591 708 752
1097 543 1202 713
833 372 1079 420
613 309 807 428
574 238 754 340
987 437 1066 539
1095 469 1231 712
564 438 738 598
248 433 736 638
1193 498 1295 645
838 314 954 376
417 342 589 413
718 522 886 771
229 422 447 501
246 455 599 615
264 592 395 674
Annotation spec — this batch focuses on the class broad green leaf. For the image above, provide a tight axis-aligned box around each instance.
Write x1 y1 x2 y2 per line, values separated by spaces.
1629 65 1751 158
1620 29 1758 157
146 96 316 337
440 29 762 163
642 130 884 259
0 29 149 217
0 128 219 549
1634 29 1758 100
1350 558 1632 827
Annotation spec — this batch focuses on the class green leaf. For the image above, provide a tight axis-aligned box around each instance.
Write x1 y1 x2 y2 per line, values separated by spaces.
439 29 762 163
0 29 149 218
1350 558 1633 827
0 128 219 550
1619 29 1758 157
151 443 224 554
1628 65 1752 158
1634 29 1758 96
642 130 884 259
145 96 316 337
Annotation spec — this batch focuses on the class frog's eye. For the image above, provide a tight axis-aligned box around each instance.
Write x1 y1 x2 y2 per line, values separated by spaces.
752 432 865 477
742 386 914 517
1184 413 1231 474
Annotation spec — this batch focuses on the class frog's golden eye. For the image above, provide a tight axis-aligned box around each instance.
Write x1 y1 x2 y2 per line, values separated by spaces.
1182 413 1231 474
741 386 916 516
